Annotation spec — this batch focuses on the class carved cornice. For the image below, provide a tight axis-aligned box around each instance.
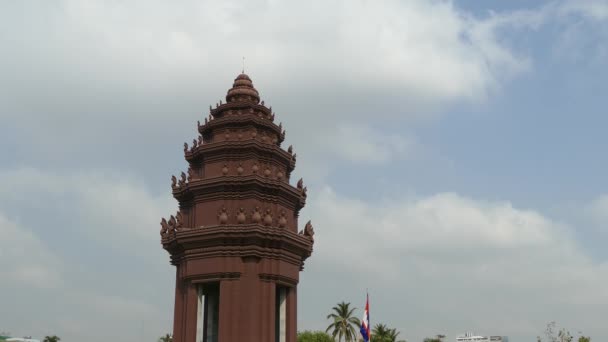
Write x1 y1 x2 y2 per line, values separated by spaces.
171 175 306 210
185 140 295 171
210 101 272 118
162 224 313 267
200 113 280 137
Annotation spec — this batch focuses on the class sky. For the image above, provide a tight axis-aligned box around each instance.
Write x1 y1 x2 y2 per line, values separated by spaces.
1 0 608 341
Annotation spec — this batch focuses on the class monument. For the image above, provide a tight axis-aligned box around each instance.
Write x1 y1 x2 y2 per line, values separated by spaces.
160 73 315 342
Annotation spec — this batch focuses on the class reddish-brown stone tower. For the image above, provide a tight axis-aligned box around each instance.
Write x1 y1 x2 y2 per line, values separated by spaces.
160 73 314 342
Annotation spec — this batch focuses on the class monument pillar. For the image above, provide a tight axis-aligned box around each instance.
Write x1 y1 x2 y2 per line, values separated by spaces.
160 73 315 342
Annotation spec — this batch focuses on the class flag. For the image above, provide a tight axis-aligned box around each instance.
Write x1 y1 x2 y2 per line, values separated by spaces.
360 293 371 342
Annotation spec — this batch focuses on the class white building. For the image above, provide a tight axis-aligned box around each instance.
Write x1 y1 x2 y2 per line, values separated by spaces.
456 333 508 342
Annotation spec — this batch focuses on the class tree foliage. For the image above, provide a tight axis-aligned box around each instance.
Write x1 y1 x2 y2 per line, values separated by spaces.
371 323 405 342
298 330 334 342
43 336 61 342
537 322 590 342
158 333 173 342
326 301 361 342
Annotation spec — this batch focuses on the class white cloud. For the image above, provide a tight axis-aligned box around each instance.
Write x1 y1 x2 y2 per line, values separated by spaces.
559 0 608 20
300 187 608 341
0 213 63 289
0 167 176 244
0 0 531 145
587 194 608 227
328 123 412 164
0 168 175 341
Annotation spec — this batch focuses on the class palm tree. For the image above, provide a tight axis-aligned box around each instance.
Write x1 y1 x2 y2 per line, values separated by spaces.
43 336 60 342
326 301 361 342
372 324 403 342
372 324 390 342
387 328 401 342
158 333 173 342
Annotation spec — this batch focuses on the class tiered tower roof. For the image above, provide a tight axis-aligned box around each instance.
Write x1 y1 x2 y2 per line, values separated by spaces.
160 73 314 268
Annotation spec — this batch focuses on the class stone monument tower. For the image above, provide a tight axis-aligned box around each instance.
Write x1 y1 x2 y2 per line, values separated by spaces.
160 73 315 342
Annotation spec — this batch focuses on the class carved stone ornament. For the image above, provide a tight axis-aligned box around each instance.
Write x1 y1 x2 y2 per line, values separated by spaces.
237 163 244 175
168 215 177 231
297 178 303 190
176 211 183 228
303 220 314 242
222 164 229 175
218 207 229 224
180 172 187 184
184 142 189 153
263 209 273 226
198 135 203 145
278 210 287 228
160 218 169 235
187 168 193 181
171 175 177 188
277 171 284 180
236 207 246 224
264 167 271 177
252 163 259 174
252 206 262 223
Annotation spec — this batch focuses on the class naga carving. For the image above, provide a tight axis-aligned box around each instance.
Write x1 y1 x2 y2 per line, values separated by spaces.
176 211 183 229
160 218 169 235
187 168 193 181
178 172 186 187
300 220 314 242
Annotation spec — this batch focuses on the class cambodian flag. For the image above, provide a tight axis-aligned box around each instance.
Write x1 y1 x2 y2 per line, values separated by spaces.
360 293 371 342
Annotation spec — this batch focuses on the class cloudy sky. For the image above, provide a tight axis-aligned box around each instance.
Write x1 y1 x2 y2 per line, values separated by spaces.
1 0 608 341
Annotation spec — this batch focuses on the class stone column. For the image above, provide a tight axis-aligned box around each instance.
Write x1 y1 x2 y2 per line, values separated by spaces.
286 286 297 342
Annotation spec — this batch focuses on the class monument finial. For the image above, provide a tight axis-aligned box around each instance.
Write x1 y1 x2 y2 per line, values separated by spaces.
242 56 245 73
